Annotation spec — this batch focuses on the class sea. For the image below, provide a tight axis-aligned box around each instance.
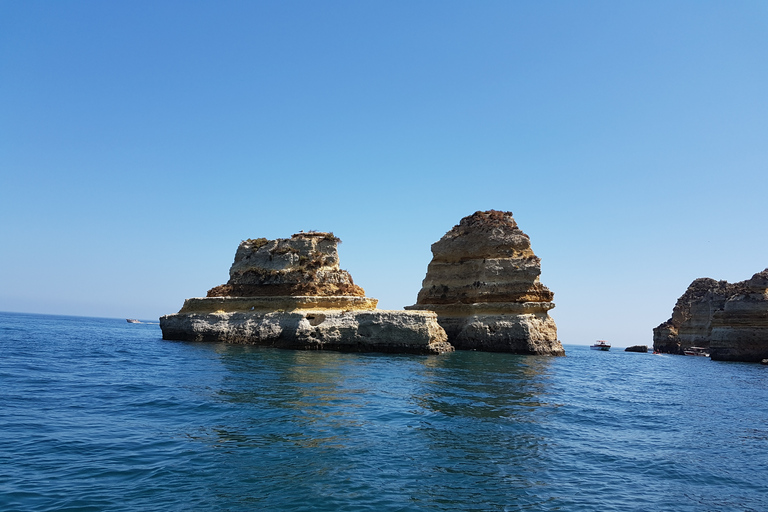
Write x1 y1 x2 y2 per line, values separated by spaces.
1 311 766 512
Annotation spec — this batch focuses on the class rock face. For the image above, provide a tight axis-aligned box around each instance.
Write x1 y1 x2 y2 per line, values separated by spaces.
652 278 747 355
653 269 768 362
161 232 452 355
709 270 768 362
406 211 564 355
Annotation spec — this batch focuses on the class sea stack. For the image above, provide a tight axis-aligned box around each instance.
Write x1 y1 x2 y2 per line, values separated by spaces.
406 210 564 355
653 269 768 362
160 232 452 355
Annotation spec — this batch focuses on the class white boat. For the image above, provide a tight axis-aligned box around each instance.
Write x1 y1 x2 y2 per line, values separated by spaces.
126 319 141 324
684 346 710 357
590 340 611 351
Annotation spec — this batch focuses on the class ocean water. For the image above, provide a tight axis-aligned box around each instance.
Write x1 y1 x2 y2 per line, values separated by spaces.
1 312 766 512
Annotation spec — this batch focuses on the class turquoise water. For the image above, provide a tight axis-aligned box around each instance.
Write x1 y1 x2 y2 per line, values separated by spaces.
1 311 766 511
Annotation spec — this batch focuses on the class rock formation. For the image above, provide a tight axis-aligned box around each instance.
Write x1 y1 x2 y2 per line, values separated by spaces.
652 278 746 355
625 345 648 353
406 210 564 355
709 270 768 362
206 234 364 298
653 269 768 362
161 232 452 355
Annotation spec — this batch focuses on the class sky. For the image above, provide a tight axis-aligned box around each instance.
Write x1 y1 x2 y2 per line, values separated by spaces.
2 1 767 347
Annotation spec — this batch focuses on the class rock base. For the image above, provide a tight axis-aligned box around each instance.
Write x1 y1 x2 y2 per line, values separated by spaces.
160 308 453 355
406 302 563 355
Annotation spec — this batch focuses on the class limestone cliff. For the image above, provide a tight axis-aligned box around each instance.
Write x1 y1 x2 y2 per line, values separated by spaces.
653 269 768 362
652 278 747 355
161 232 452 355
710 270 768 362
406 210 563 355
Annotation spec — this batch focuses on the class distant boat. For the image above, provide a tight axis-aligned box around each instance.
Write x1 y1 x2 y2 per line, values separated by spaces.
590 340 611 351
684 346 710 357
126 319 141 324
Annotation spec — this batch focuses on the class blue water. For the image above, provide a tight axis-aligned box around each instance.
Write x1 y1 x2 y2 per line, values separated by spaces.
1 312 766 511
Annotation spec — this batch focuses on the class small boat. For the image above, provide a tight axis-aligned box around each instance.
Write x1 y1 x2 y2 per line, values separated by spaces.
126 319 141 324
684 346 710 357
590 340 611 351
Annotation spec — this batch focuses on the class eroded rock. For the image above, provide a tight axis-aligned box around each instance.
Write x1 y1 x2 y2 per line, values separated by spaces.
160 232 452 355
710 270 768 362
406 211 564 355
653 269 768 362
206 232 365 297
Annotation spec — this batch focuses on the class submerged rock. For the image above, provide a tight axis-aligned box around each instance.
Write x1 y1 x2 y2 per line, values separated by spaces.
161 232 452 355
653 269 768 362
406 210 564 355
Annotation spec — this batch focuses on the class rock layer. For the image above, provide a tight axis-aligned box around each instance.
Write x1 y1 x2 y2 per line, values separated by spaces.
709 270 768 362
652 278 746 355
406 210 563 355
161 232 452 355
653 269 768 362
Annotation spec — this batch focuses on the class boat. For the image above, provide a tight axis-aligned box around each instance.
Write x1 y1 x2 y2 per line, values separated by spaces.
684 346 710 357
126 319 141 324
590 340 611 351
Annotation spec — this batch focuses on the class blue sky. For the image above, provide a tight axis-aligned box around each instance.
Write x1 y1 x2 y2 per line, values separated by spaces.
2 1 767 346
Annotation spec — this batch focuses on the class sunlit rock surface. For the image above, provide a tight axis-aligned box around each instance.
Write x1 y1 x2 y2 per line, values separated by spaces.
406 211 564 355
653 269 768 362
161 232 452 355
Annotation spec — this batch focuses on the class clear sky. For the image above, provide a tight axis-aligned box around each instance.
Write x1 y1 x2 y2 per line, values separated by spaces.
2 1 767 347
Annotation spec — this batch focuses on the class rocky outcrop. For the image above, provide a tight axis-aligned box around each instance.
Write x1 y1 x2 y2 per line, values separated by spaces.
160 232 452 355
406 210 564 355
653 269 768 362
625 345 648 353
206 233 365 298
709 270 768 362
652 278 747 355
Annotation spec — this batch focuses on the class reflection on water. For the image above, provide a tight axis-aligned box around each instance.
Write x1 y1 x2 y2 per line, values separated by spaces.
197 345 558 510
413 351 554 418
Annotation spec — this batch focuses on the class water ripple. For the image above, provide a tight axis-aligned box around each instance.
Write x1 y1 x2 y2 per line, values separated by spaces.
1 312 766 511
